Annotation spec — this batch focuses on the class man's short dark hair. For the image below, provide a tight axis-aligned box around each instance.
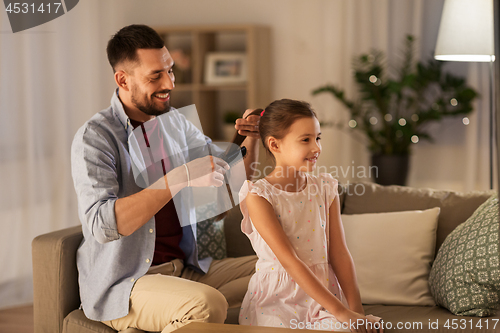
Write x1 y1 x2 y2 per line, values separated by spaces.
107 24 165 72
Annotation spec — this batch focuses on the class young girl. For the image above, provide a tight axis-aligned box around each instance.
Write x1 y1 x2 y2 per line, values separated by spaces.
238 99 382 332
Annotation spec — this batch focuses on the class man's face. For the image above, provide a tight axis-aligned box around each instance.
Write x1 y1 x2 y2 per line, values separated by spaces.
128 47 175 116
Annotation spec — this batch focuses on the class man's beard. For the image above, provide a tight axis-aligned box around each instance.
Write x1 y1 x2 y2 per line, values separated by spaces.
131 85 171 116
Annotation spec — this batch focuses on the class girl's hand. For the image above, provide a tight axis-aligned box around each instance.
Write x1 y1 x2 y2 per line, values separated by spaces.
365 314 383 333
335 309 383 333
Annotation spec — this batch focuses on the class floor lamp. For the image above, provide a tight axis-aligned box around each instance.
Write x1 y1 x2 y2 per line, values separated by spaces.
434 0 496 189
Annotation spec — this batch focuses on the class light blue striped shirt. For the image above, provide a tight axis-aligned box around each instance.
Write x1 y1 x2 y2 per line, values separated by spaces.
71 90 215 321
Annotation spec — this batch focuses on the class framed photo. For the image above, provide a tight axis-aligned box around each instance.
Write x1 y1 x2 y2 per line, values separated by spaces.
204 53 247 85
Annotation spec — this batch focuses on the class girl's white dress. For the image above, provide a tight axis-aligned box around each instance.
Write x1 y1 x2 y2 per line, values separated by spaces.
238 172 349 331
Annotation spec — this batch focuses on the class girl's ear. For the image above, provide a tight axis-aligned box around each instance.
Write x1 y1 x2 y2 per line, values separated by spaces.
268 137 280 154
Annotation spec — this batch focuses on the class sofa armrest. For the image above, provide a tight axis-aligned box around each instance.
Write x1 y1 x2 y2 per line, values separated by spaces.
32 225 83 333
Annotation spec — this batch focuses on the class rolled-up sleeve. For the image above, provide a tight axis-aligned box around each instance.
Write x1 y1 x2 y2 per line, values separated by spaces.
71 124 121 244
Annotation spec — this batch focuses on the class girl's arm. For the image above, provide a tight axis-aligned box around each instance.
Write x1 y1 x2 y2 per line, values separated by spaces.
245 192 351 318
328 192 364 315
328 192 384 333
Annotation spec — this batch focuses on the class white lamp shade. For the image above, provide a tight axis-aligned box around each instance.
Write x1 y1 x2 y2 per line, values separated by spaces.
435 0 495 62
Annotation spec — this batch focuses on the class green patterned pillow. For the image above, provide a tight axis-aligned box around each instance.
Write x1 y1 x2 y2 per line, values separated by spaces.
429 193 500 316
196 202 227 260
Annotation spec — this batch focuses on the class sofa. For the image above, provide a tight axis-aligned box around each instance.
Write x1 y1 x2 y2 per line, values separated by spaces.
32 182 500 333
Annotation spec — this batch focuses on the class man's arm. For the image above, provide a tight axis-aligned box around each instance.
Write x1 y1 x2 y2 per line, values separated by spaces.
72 123 227 242
71 125 185 242
115 152 229 237
114 166 186 237
111 152 230 237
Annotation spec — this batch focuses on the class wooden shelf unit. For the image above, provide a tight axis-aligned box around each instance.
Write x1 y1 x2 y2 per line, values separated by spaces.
154 25 272 140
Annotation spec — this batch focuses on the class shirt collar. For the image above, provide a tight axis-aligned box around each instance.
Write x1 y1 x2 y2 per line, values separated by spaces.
111 88 133 136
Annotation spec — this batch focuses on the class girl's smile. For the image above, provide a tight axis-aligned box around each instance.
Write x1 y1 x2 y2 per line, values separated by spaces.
305 154 319 163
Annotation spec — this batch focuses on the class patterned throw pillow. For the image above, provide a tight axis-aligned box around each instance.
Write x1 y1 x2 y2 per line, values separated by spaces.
429 194 500 316
196 202 227 260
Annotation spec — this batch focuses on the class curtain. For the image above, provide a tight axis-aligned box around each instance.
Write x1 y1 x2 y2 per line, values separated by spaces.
0 0 122 308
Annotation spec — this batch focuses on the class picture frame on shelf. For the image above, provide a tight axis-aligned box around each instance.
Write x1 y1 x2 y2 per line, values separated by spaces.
204 52 247 85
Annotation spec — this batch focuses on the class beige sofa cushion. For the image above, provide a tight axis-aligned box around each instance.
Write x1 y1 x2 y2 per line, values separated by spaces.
341 182 494 252
342 208 440 306
63 310 118 333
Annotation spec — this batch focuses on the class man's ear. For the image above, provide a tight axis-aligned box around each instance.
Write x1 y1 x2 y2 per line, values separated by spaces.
268 137 280 154
114 70 130 91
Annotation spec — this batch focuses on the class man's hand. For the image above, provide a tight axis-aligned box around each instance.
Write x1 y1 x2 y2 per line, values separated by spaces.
166 155 229 197
185 156 230 187
235 109 260 139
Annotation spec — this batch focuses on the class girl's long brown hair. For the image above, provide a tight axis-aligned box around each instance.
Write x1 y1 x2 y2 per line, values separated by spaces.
214 100 316 222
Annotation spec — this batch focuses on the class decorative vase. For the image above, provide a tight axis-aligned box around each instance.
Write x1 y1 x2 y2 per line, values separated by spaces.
371 154 410 186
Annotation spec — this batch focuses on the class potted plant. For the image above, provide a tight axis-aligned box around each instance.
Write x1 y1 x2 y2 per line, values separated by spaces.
312 35 478 186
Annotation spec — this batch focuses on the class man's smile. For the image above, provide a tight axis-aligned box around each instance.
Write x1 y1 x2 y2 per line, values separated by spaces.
153 91 170 101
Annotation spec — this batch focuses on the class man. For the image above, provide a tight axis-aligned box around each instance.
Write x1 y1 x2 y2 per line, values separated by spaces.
71 24 260 332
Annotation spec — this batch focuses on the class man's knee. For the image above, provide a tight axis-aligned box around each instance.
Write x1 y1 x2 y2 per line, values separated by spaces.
196 286 228 323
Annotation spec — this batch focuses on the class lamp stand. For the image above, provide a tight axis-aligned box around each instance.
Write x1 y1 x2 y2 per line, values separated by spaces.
490 59 496 190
